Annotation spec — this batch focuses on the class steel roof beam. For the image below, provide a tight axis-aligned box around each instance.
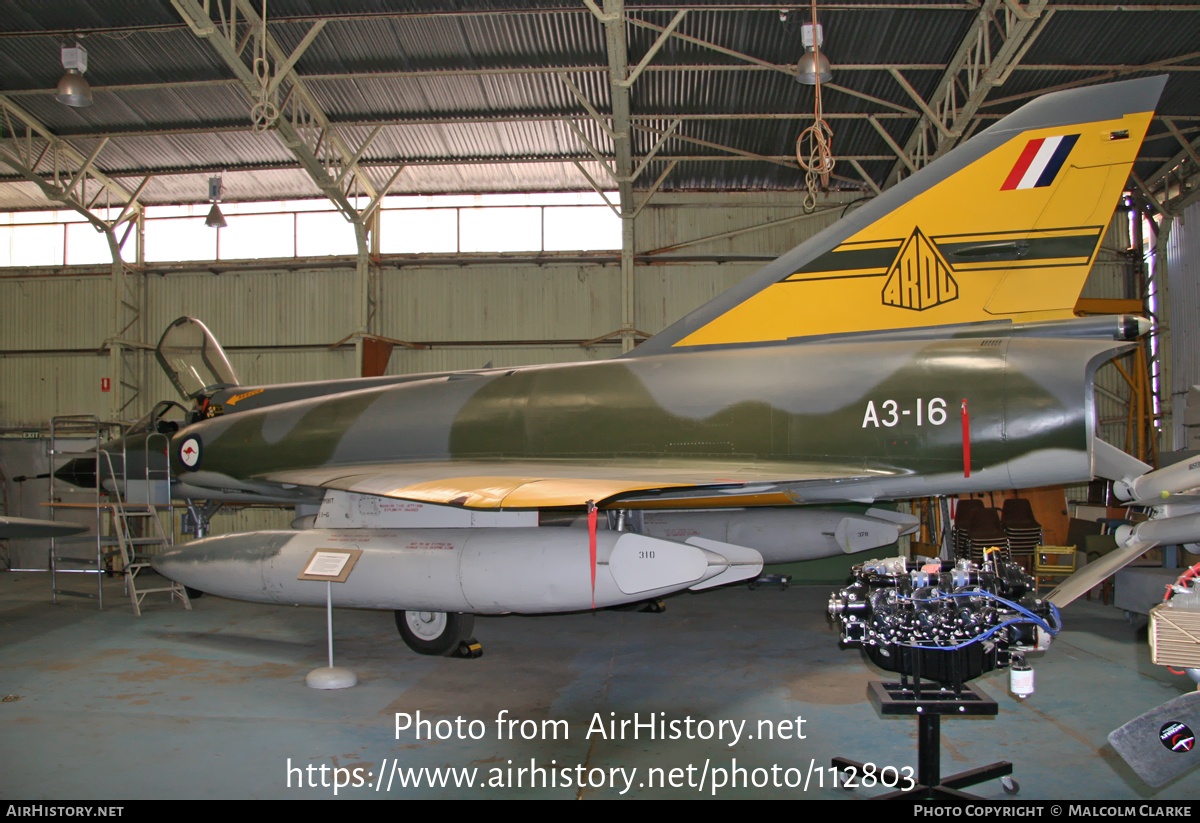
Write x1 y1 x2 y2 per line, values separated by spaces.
556 73 623 141
619 10 688 88
882 0 1051 187
593 0 638 353
1165 119 1200 169
36 113 1200 144
1146 131 1200 191
982 51 1200 110
4 3 1200 39
6 62 1198 99
0 95 141 211
0 154 918 183
626 16 791 75
172 0 382 220
631 123 800 170
7 148 1189 190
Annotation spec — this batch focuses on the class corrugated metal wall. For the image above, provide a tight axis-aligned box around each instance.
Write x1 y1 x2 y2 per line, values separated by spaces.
378 264 621 343
0 276 111 351
634 193 851 254
1167 201 1200 451
145 270 359 347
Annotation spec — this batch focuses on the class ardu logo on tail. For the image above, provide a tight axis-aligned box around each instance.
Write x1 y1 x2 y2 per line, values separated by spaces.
881 227 958 311
1001 134 1080 190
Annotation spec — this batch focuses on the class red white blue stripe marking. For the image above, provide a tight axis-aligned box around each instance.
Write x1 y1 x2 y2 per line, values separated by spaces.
1001 134 1080 191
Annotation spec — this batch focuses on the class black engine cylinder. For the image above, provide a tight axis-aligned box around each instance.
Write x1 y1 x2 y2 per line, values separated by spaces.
828 555 1057 686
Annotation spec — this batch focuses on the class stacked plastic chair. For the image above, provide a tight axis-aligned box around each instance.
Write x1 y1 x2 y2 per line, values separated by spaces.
1000 498 1043 559
959 506 1010 564
952 499 986 561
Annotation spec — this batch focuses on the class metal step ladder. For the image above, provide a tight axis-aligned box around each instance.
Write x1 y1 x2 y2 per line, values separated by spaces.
48 415 113 609
49 418 190 615
112 505 191 617
112 430 190 616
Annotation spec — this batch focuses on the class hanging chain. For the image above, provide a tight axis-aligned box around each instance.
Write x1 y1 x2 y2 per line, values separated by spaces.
250 0 279 132
795 0 834 212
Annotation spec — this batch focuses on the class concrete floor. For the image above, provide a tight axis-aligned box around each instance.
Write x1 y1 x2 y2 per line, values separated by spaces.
0 570 1194 800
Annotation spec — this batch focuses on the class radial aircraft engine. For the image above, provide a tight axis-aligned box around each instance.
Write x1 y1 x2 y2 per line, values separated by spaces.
56 76 1200 657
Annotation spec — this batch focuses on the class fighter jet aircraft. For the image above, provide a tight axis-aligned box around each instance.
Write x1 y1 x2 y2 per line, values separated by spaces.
59 75 1200 656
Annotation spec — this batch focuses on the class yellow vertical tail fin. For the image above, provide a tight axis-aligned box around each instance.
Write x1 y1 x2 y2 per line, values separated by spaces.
634 76 1166 355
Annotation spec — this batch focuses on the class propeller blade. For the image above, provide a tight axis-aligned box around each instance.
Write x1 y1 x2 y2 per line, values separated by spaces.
1046 540 1157 608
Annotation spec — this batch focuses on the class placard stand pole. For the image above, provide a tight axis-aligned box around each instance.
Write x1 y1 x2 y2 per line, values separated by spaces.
305 578 358 690
327 580 334 669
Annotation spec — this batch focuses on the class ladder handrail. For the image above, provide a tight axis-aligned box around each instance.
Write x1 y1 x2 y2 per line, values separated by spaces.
49 414 105 608
142 430 174 549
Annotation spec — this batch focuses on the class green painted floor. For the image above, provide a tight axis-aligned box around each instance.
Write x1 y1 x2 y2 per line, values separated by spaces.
0 571 1194 800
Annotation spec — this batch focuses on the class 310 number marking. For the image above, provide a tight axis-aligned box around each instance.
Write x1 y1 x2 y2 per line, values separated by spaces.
862 397 947 428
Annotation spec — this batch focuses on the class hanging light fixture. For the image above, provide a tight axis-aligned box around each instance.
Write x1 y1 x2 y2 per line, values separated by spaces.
205 175 227 229
56 43 93 107
796 23 832 85
795 0 835 211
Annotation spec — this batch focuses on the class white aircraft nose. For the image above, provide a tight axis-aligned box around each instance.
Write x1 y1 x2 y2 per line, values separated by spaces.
150 548 191 587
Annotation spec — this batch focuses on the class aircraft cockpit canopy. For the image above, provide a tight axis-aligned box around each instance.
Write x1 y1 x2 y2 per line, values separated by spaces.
155 316 241 400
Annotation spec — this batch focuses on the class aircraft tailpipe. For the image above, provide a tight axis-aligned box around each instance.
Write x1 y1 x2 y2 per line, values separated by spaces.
1009 314 1149 341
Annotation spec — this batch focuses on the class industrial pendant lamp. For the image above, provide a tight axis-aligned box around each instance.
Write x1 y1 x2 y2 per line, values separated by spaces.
205 175 227 229
795 23 832 85
56 43 93 107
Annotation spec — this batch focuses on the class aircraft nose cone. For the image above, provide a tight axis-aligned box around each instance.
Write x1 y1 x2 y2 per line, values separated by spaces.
149 535 279 602
151 547 199 591
54 456 97 489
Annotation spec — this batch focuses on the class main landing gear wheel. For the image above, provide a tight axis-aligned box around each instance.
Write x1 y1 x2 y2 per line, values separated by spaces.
395 610 475 657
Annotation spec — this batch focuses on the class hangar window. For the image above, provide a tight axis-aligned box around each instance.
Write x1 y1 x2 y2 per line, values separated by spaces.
0 192 620 267
380 208 457 254
0 208 133 267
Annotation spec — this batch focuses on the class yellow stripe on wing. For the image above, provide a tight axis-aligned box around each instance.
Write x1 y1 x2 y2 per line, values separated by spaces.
385 476 690 508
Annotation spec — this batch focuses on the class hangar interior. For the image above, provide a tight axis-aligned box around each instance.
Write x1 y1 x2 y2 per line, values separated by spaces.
2 0 1200 800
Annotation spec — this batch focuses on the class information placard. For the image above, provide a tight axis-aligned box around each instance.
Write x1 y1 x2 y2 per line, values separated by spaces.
298 548 362 583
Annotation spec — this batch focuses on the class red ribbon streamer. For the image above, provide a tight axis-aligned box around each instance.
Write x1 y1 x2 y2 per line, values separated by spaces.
587 502 597 609
961 398 971 478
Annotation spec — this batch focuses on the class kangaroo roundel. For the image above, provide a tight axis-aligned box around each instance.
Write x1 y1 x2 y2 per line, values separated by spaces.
179 437 202 470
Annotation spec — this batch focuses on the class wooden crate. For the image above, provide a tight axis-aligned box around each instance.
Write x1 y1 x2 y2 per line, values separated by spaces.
1150 603 1200 669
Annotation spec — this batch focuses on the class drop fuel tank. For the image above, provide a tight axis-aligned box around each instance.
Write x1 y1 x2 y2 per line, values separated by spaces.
152 528 763 614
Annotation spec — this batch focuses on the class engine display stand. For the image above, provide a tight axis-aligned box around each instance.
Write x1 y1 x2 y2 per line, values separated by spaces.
832 680 1014 800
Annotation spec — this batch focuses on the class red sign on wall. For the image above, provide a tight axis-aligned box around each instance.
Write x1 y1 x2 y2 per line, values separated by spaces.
101 378 110 393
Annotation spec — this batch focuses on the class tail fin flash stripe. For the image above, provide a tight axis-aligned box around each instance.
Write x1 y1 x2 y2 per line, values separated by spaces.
1031 134 1080 188
1001 138 1045 190
1002 133 1080 190
1017 136 1062 188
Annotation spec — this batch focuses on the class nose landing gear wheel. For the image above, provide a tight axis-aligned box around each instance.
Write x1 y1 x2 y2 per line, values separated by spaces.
395 610 476 657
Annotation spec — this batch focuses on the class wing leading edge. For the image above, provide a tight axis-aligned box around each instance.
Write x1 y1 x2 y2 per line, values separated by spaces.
259 459 895 509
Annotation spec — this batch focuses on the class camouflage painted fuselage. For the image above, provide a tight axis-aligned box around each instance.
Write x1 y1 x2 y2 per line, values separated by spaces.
167 333 1123 509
